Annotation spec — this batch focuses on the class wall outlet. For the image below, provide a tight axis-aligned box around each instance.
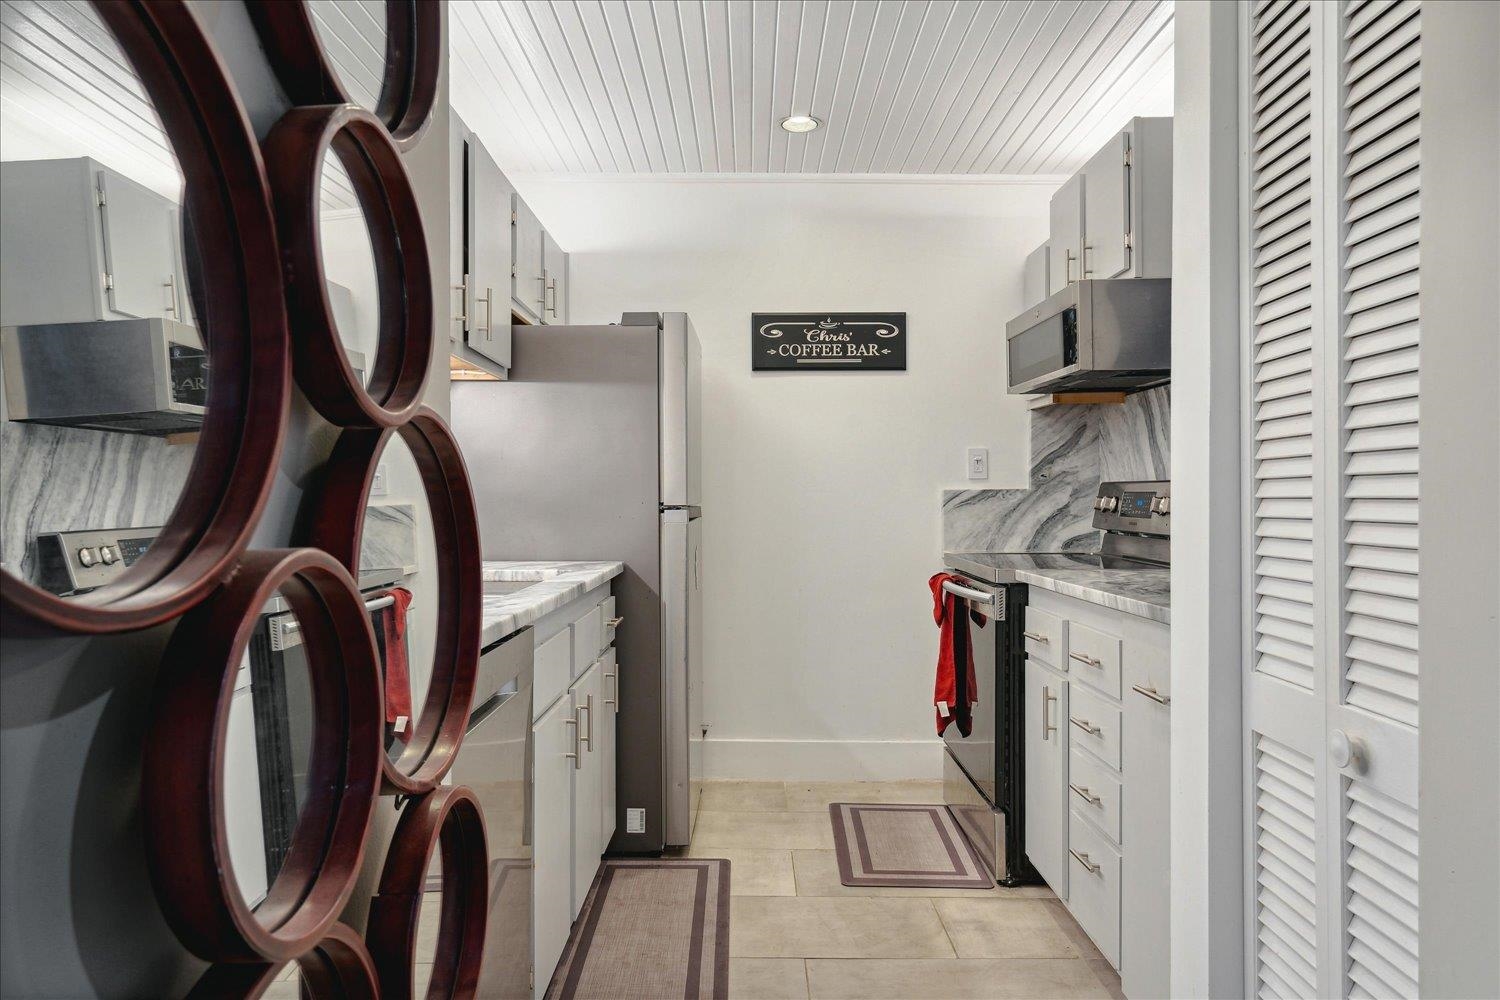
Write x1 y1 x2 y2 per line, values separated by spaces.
370 463 389 497
626 808 646 834
967 447 989 481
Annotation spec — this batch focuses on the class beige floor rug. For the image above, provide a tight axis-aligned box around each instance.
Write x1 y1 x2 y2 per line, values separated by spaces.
545 858 730 1000
829 802 995 889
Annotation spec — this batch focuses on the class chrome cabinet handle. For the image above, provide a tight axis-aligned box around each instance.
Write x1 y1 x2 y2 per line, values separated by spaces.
1065 249 1075 283
578 701 592 751
1023 630 1049 644
1042 686 1057 741
607 616 624 628
564 716 580 767
1069 651 1102 668
1132 684 1171 706
1082 243 1093 277
546 277 558 316
452 278 468 323
1070 716 1101 736
604 671 616 708
163 274 177 314
1069 782 1102 806
1070 848 1101 875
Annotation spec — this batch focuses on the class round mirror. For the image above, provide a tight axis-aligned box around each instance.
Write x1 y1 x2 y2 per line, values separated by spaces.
0 2 288 633
317 148 379 388
307 0 388 114
222 589 316 914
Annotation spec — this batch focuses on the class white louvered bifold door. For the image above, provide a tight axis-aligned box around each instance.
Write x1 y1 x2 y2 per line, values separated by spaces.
1241 2 1422 998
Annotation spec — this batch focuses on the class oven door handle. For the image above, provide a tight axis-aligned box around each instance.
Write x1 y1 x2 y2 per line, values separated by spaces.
940 579 1000 612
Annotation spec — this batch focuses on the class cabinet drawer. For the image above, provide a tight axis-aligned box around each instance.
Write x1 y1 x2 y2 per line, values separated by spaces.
1068 809 1121 967
1067 621 1122 699
572 604 603 678
1067 684 1122 770
601 596 618 652
1023 607 1066 668
1068 748 1122 843
534 627 571 714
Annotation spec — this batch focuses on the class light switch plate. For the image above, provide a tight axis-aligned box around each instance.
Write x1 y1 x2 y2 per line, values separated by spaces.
967 447 989 481
626 808 646 834
370 463 389 496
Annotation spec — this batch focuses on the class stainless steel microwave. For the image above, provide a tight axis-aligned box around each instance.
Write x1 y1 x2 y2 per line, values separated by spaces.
1004 278 1171 395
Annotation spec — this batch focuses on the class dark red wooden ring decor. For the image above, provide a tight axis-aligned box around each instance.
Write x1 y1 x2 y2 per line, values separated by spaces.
246 0 441 149
297 407 483 795
0 0 290 637
262 102 434 428
186 922 381 1000
366 787 489 999
142 549 384 963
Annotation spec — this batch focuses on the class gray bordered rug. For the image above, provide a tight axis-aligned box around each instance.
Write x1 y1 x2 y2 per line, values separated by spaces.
545 858 730 1000
829 802 995 889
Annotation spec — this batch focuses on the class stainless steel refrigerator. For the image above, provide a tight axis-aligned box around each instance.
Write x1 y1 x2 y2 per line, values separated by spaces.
452 312 702 854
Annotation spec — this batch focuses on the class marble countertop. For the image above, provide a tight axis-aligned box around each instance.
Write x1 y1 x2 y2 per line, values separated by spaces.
479 560 625 647
944 552 1170 625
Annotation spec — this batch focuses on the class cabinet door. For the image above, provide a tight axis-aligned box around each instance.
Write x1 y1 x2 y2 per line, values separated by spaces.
98 170 179 320
1024 660 1069 898
511 195 544 322
542 231 566 325
532 695 576 993
1121 648 1171 999
1082 131 1130 280
600 648 618 849
1047 174 1084 295
468 137 513 368
569 660 603 919
1023 242 1050 306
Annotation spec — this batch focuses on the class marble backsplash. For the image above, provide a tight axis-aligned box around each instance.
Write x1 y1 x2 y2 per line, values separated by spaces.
943 386 1169 553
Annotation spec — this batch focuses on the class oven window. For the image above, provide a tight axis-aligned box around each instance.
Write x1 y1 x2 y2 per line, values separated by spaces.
1008 307 1078 386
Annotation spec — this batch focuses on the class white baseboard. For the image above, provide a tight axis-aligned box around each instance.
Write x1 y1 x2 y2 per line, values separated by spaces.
692 737 945 782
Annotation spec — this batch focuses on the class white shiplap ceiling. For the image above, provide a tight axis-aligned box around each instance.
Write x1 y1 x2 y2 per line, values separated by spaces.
450 0 1175 176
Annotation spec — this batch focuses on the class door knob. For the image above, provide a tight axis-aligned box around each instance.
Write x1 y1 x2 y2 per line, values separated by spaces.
1329 729 1367 773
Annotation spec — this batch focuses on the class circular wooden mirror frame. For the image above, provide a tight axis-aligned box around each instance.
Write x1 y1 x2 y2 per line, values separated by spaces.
142 549 383 962
263 103 433 428
186 922 380 1000
247 0 441 150
366 787 489 999
0 1 291 637
297 407 482 794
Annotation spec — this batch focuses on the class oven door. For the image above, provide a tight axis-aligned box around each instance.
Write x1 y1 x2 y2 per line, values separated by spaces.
939 575 1001 804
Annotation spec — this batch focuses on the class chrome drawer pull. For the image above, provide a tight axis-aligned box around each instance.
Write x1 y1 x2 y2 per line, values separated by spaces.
1069 651 1102 668
1070 716 1102 736
564 716 580 768
1069 783 1102 806
1070 848 1101 875
578 702 592 751
607 616 624 628
1042 686 1057 741
1132 683 1171 706
1023 630 1049 643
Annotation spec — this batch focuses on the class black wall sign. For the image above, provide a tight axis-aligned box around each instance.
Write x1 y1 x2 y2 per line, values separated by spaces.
752 313 906 372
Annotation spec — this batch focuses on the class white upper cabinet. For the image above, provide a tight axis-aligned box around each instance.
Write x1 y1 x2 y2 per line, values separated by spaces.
1081 117 1173 281
1048 174 1085 295
1023 242 1051 307
511 195 545 323
0 158 186 327
466 135 513 370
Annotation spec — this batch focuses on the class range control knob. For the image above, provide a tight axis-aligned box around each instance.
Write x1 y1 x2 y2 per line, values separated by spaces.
1103 496 1119 513
99 546 117 565
1093 496 1108 511
77 547 97 567
1149 496 1171 516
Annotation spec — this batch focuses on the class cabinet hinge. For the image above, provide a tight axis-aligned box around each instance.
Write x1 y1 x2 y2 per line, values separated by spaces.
529 968 535 990
102 272 114 291
1123 148 1132 168
1124 232 1133 251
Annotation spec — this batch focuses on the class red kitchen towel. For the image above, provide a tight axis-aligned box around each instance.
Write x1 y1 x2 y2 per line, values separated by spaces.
380 587 414 743
929 573 987 737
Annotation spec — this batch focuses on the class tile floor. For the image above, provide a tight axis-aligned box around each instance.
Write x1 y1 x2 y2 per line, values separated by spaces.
677 779 1125 1000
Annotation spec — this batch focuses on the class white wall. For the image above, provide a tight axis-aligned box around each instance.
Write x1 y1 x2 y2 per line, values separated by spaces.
516 175 1053 779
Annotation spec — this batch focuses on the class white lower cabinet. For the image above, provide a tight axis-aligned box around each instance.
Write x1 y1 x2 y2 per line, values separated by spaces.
1024 658 1069 900
531 693 575 991
530 588 619 997
569 659 603 919
1026 590 1169 997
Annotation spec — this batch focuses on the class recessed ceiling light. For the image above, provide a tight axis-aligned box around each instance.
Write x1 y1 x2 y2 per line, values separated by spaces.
779 114 822 134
